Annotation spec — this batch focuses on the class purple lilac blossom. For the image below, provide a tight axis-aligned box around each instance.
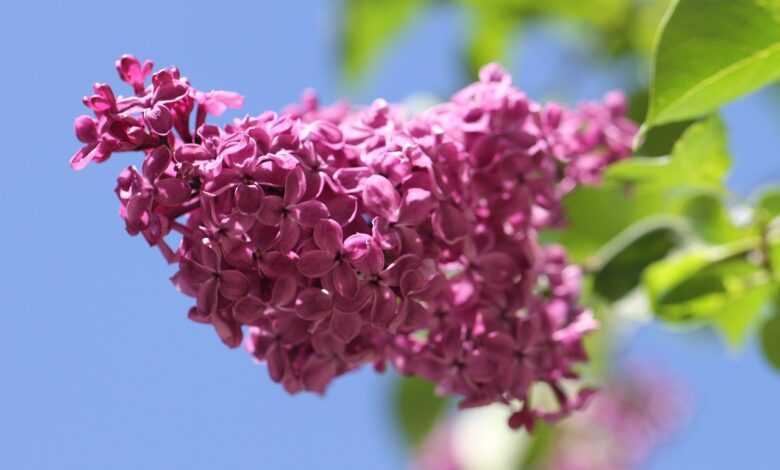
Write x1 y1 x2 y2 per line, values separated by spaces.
69 56 636 430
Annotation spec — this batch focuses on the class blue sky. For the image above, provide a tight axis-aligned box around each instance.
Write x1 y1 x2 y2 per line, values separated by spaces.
1 1 779 469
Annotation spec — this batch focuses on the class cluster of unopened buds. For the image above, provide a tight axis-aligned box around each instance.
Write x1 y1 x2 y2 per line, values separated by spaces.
70 55 636 430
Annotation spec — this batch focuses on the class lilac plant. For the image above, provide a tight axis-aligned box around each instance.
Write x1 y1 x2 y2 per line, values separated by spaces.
69 56 636 430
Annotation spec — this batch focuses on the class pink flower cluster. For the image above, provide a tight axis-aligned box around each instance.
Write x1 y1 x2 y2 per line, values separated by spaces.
540 367 690 470
70 56 636 429
413 367 689 470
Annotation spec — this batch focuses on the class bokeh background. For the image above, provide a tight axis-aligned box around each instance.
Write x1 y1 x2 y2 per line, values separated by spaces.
2 1 780 469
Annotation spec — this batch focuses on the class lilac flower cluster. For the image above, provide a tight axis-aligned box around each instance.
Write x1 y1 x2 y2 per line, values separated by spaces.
70 56 636 429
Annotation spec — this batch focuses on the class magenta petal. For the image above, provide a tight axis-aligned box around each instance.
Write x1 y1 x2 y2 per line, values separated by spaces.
258 195 284 226
199 90 244 116
266 343 287 382
233 296 265 324
74 115 97 143
259 251 296 278
144 103 173 135
432 202 470 243
270 277 297 307
126 195 151 226
331 262 358 299
187 306 210 324
292 200 330 227
314 219 343 253
372 285 398 327
302 356 337 394
325 193 358 226
381 254 421 286
69 144 100 170
333 286 371 315
156 178 191 206
362 174 400 219
304 171 325 200
298 250 336 278
197 278 220 316
477 252 517 285
398 187 435 225
220 270 249 300
305 120 344 149
174 144 212 162
401 299 428 330
295 288 334 321
235 184 265 214
311 331 344 356
212 314 243 348
221 134 257 166
466 352 497 382
331 311 362 343
275 218 301 252
142 146 171 181
283 166 307 206
332 167 372 193
344 234 384 275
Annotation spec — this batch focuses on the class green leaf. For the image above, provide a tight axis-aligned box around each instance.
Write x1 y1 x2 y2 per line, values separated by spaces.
628 90 695 157
643 242 765 323
711 282 771 350
341 0 426 81
393 376 448 449
756 187 780 220
761 300 780 370
646 0 780 127
629 0 674 57
609 114 730 191
544 183 668 262
517 421 556 469
592 219 684 301
682 192 754 244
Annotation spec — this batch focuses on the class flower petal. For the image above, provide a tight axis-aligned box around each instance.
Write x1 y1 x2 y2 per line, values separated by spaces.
197 277 220 317
220 270 249 300
156 178 191 206
331 262 358 299
283 166 307 206
258 195 284 226
298 250 336 278
235 184 265 214
144 103 173 135
313 219 343 253
362 174 399 220
325 193 358 226
330 311 362 343
432 202 469 243
333 167 372 193
292 200 330 227
233 296 265 324
398 187 435 225
142 146 171 181
270 277 297 307
295 288 334 321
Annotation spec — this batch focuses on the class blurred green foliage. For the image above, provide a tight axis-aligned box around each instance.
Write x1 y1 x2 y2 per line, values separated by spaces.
393 376 449 449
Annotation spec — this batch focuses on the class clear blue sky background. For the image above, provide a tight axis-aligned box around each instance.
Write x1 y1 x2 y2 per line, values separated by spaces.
2 1 779 469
